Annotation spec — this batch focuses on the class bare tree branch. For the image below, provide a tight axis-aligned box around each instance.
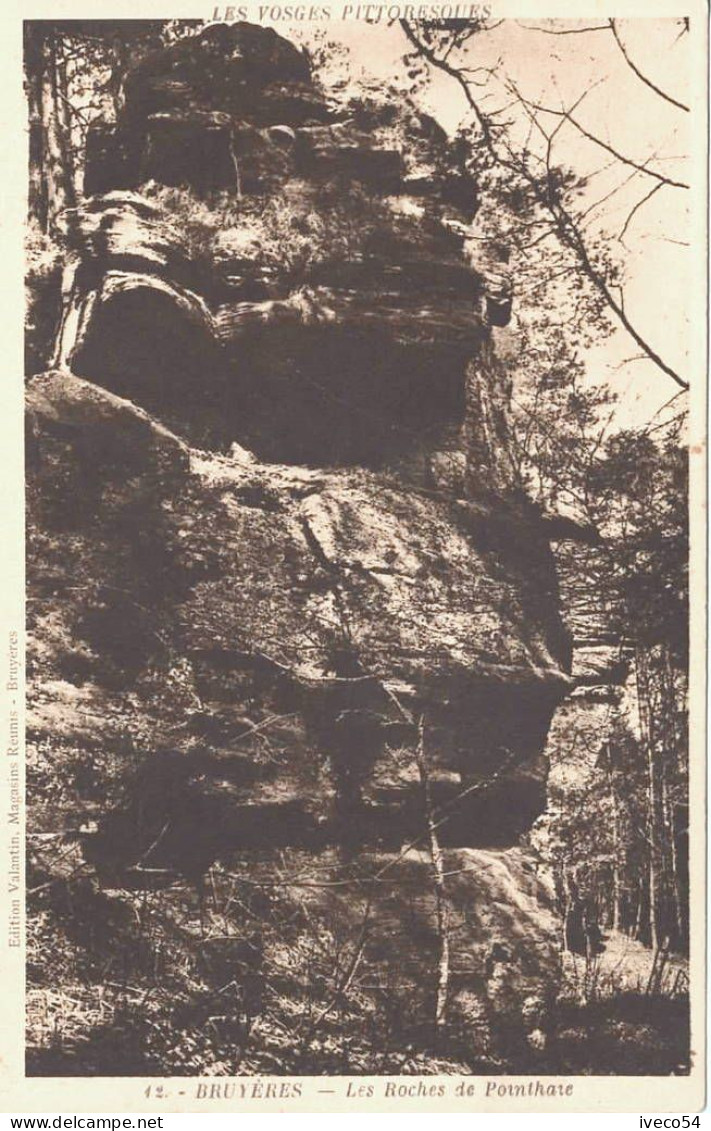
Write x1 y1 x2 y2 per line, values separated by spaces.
514 93 689 190
618 182 664 244
297 896 373 1042
609 19 689 113
400 20 689 390
517 21 610 36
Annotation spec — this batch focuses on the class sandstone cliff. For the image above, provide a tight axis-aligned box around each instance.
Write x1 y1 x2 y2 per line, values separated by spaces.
26 23 574 1075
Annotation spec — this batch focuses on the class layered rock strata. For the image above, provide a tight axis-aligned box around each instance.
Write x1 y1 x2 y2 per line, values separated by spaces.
27 22 573 1069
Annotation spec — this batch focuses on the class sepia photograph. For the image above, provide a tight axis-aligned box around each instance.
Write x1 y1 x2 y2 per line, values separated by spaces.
11 4 705 1105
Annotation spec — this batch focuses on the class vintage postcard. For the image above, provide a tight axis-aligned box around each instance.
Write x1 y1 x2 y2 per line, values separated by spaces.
0 0 707 1114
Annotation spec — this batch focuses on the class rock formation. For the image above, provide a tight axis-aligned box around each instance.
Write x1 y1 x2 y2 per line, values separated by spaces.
27 23 575 1073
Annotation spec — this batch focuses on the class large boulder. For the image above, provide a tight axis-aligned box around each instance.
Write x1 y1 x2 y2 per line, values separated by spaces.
27 370 566 1070
27 371 570 851
58 187 487 463
61 23 490 469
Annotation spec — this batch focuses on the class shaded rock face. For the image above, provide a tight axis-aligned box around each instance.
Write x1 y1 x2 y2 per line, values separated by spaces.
55 21 493 472
28 370 569 848
57 187 482 467
28 23 572 1065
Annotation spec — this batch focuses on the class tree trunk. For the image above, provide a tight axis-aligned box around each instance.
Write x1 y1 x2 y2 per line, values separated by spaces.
54 46 77 207
415 717 450 1042
636 646 664 952
662 648 687 951
663 771 684 951
24 25 47 230
602 743 623 932
40 31 74 228
633 874 646 943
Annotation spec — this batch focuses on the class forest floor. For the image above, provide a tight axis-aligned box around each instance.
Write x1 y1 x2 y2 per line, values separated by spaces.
562 930 689 1001
26 860 691 1079
539 931 691 1077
